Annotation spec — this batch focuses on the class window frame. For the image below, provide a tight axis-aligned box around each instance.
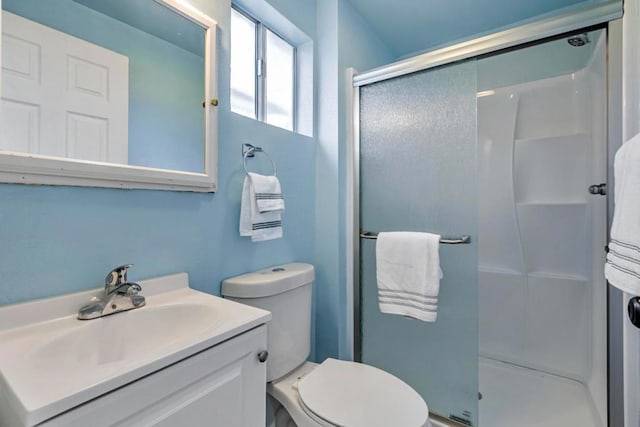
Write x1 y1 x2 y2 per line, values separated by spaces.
231 4 297 132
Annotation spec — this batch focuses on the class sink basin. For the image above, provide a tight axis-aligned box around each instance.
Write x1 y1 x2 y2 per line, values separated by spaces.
0 273 271 427
32 302 221 370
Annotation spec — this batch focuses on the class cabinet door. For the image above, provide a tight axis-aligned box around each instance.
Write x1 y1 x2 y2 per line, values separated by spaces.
42 325 267 427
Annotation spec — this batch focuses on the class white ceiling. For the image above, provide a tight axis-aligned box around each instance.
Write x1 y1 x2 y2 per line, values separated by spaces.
346 0 589 58
73 0 204 56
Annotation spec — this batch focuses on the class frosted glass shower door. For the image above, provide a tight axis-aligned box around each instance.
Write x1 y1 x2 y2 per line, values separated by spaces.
359 60 478 426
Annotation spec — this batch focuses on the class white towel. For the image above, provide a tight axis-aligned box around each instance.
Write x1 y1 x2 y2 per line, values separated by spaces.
605 133 640 295
240 175 283 242
248 172 285 213
376 232 442 322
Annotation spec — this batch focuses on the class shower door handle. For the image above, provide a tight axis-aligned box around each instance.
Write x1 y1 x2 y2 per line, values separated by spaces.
588 183 607 196
629 297 640 329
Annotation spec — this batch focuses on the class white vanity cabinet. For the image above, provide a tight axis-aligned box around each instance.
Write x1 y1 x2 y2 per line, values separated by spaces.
42 325 267 427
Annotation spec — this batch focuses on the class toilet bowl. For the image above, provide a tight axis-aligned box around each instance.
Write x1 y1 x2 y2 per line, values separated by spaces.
222 263 431 427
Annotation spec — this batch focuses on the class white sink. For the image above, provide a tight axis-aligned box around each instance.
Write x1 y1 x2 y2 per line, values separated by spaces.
32 302 220 370
0 273 271 426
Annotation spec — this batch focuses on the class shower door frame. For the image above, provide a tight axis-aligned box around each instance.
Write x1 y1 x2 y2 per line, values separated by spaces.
347 2 624 425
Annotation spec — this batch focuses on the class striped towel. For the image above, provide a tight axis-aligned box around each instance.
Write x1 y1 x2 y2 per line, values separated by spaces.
376 232 442 322
248 172 285 213
240 175 283 242
605 133 640 295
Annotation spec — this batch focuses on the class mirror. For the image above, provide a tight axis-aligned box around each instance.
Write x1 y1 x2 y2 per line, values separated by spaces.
0 0 217 191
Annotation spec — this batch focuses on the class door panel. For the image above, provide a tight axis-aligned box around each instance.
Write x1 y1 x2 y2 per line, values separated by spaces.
359 60 478 425
1 11 128 163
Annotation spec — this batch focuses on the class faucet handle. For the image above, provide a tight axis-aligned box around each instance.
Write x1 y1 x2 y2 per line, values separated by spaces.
105 264 134 288
112 282 142 295
125 282 142 295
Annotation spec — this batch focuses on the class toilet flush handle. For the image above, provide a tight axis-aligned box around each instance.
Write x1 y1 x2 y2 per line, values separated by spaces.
258 350 269 363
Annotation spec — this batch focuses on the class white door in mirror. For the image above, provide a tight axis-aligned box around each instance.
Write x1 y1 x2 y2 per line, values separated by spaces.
1 11 128 164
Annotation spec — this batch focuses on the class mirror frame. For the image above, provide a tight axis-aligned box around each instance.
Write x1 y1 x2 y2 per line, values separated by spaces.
0 0 218 192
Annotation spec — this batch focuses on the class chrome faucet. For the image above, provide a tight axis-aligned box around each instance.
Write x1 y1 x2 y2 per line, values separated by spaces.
78 264 146 320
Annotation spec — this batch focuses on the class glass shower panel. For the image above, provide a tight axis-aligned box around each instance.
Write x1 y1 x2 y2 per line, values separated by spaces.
359 60 478 426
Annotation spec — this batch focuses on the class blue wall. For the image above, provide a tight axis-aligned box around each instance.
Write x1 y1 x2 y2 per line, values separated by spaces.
314 0 340 362
337 0 395 358
313 0 395 361
0 0 605 366
4 0 205 173
0 0 316 308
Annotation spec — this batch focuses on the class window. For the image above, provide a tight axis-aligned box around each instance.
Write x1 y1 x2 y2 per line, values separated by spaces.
230 7 296 131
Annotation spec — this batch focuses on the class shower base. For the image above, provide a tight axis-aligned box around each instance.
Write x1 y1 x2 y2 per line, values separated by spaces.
479 357 601 427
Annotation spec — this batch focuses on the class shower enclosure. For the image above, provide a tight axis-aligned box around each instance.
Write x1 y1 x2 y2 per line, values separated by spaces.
352 20 614 427
476 30 607 426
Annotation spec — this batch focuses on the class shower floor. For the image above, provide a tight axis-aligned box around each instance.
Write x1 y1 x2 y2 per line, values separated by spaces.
479 357 600 427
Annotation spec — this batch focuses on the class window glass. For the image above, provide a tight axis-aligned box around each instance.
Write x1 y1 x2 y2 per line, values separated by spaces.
230 9 256 119
265 29 294 131
230 6 297 132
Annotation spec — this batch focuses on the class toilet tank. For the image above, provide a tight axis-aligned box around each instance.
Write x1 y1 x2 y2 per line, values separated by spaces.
221 263 314 382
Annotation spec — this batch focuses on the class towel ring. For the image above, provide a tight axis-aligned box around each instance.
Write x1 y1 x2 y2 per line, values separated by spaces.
243 143 277 177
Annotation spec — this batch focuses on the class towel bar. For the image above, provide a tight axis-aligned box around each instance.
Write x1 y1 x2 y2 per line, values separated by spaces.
243 143 277 177
359 231 471 244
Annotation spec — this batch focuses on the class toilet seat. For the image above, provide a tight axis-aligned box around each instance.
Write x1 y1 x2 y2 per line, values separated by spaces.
296 358 429 427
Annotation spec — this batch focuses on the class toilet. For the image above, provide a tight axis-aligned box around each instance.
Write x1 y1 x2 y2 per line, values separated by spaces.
222 263 431 427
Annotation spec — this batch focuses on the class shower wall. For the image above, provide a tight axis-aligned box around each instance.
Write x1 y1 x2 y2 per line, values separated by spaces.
478 33 607 423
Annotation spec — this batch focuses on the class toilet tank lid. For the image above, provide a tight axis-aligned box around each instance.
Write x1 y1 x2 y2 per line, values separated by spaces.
221 263 314 298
